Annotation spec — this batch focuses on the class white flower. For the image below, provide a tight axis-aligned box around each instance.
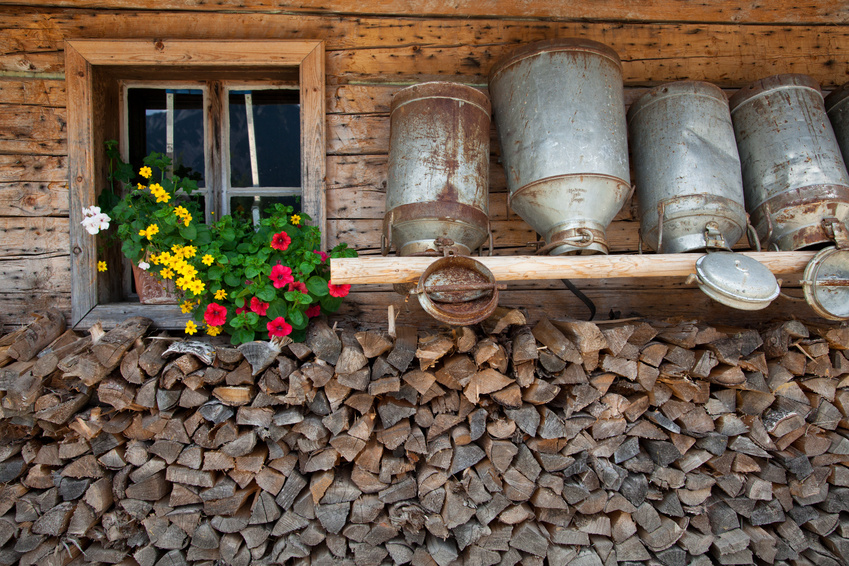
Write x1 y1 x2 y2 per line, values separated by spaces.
81 208 111 235
138 262 150 271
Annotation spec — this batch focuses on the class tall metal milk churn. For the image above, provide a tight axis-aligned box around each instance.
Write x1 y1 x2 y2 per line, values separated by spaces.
384 82 491 257
628 81 748 254
628 81 779 310
488 39 631 255
825 81 849 173
729 74 849 251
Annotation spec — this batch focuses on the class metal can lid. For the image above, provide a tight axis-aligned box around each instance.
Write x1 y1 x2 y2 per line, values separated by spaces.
803 246 849 320
391 81 491 116
488 38 621 86
729 74 822 113
416 256 500 325
695 252 779 310
627 80 727 124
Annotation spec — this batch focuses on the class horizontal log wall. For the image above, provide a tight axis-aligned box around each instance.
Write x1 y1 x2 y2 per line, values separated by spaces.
1 2 849 328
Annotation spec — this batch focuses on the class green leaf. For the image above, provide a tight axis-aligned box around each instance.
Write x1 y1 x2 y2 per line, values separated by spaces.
194 225 212 246
221 227 236 242
299 262 314 276
246 312 260 327
307 276 329 297
289 327 307 343
207 266 224 281
245 266 260 279
224 272 242 287
267 299 288 320
256 286 276 303
231 328 255 345
230 315 244 329
320 295 343 313
288 308 307 329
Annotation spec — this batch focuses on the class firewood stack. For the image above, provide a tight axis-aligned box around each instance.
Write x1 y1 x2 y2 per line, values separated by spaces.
1 309 849 566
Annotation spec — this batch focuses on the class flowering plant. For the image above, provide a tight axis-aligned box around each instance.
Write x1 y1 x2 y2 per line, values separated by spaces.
86 141 357 344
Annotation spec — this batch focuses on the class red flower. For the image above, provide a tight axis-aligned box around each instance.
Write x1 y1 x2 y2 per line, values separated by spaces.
250 297 269 316
314 250 329 263
269 264 294 289
204 303 227 327
267 316 293 338
327 282 351 298
288 281 308 294
235 305 247 315
271 231 291 251
306 304 321 318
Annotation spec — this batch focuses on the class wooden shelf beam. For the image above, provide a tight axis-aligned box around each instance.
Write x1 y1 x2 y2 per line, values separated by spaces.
331 251 817 285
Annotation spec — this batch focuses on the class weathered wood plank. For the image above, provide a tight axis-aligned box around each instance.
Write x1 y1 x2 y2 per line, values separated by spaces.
0 155 67 182
0 293 71 329
0 216 68 256
6 1 849 25
0 12 847 87
0 104 66 155
0 254 70 294
0 182 68 216
0 78 66 107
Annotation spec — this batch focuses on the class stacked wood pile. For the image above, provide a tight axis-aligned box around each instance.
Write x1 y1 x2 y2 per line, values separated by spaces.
1 309 849 566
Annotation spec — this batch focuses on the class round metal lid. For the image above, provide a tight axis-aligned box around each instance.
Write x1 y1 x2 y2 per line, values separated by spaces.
488 38 621 85
729 74 822 113
416 256 499 325
627 80 727 124
391 81 491 116
694 252 779 310
803 246 849 320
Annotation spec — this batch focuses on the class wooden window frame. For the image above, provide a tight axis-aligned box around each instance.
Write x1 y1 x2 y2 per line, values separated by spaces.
65 39 325 328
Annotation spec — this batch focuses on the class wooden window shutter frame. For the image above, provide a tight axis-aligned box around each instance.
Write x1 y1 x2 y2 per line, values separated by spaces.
65 39 325 327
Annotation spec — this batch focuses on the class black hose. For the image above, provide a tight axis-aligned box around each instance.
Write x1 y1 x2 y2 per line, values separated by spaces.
561 278 596 321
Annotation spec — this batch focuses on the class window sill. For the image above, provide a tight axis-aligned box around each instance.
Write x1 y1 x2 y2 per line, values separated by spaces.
75 303 187 330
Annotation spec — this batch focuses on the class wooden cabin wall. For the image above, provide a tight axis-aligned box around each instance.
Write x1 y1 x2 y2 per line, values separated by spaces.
1 1 849 330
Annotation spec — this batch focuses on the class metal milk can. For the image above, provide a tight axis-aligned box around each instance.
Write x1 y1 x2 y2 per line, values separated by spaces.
384 82 491 257
628 81 748 254
825 81 849 172
729 74 849 251
488 38 631 255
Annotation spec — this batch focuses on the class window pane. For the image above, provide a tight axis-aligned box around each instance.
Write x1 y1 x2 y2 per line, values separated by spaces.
229 89 300 188
230 196 301 218
127 88 205 187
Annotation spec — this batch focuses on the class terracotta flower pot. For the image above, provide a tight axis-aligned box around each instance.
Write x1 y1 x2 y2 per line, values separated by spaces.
132 264 178 304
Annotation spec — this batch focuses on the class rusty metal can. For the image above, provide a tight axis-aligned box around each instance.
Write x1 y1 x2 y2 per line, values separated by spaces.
730 74 849 251
385 82 491 257
488 38 631 255
825 81 849 171
628 81 747 253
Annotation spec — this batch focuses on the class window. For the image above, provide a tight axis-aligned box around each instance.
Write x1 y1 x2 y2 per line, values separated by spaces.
66 39 325 327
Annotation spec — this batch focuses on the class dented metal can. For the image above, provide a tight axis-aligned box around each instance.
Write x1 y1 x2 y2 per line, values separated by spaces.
825 81 849 173
628 81 748 253
730 74 849 251
489 38 631 255
385 82 491 256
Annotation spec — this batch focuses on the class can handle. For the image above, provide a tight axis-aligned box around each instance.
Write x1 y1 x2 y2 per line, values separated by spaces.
656 200 666 254
745 214 761 252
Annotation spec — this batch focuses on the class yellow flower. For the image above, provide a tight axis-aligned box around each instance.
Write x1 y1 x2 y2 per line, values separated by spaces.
181 265 198 279
139 166 152 179
180 300 195 314
97 261 107 272
174 206 189 218
202 254 215 266
182 213 192 227
182 245 197 258
291 214 301 226
206 325 222 337
161 268 174 279
189 279 205 295
185 320 198 335
137 183 146 191
152 185 170 204
142 224 159 240
214 289 227 300
176 276 190 290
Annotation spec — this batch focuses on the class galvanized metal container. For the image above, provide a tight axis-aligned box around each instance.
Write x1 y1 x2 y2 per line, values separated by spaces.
384 82 491 257
489 39 631 255
729 74 849 251
825 81 849 170
628 81 748 254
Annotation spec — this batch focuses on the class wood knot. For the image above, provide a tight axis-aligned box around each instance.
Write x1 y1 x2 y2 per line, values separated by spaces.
154 40 165 51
